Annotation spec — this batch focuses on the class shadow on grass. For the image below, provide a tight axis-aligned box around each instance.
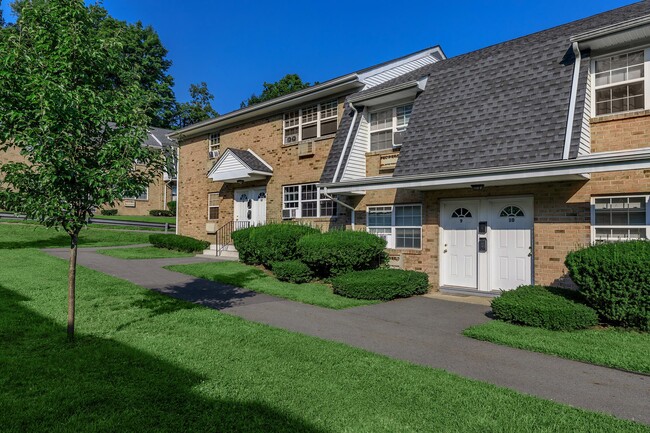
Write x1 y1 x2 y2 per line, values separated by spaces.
0 285 325 432
0 233 72 249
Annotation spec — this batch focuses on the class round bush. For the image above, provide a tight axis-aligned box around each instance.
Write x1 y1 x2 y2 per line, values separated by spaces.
271 260 313 284
491 285 599 331
100 209 118 216
297 230 388 277
149 234 209 253
331 269 429 300
565 241 650 331
231 223 319 267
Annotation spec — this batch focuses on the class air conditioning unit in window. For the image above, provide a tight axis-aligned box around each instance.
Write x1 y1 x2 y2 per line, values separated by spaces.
298 141 315 157
282 209 297 220
285 134 298 144
393 131 404 147
209 150 220 159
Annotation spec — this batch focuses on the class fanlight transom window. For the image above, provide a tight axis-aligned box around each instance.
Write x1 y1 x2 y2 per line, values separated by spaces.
500 206 525 218
451 208 473 218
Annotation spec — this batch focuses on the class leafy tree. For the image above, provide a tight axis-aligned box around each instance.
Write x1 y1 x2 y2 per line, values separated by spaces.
173 82 219 128
241 74 313 108
0 0 164 339
0 0 5 27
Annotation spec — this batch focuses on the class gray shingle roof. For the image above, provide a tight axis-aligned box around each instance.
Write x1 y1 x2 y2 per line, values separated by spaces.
145 127 176 149
229 148 273 174
321 1 650 182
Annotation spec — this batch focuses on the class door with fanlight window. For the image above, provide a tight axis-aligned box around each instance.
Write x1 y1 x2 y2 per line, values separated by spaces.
440 202 479 289
234 188 267 226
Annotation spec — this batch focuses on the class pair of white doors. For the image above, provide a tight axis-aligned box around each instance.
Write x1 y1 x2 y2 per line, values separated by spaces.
234 188 267 226
440 197 533 292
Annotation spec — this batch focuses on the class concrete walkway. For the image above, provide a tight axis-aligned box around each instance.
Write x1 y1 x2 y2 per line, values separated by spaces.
46 247 650 425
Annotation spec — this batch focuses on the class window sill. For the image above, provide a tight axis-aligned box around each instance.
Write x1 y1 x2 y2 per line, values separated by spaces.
386 247 422 254
282 134 336 148
591 109 650 124
366 148 401 157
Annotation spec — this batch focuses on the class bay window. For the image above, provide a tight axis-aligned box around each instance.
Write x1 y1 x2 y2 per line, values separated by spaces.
283 100 339 144
594 50 646 116
369 103 413 151
367 204 422 249
592 195 649 242
282 183 337 218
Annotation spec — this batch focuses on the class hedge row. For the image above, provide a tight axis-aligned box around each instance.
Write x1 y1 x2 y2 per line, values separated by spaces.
491 285 599 331
332 269 429 300
150 209 175 217
232 223 319 267
149 234 209 253
565 240 650 331
100 209 118 216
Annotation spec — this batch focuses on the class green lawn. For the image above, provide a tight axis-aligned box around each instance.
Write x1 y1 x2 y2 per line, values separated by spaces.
166 261 379 309
464 320 650 375
0 223 151 249
1 248 647 432
97 246 194 259
94 214 176 224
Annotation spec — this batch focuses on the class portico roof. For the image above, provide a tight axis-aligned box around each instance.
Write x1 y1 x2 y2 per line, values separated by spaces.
207 148 273 183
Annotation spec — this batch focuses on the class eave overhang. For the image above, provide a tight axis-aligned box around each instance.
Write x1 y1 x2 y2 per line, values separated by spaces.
571 14 650 52
347 78 428 107
320 148 650 194
169 76 364 141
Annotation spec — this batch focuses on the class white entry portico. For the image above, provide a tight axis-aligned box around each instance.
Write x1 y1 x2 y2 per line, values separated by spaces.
440 196 534 292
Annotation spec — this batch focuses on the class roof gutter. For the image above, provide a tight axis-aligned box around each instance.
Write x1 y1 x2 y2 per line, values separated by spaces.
563 42 581 160
320 148 650 193
332 102 359 182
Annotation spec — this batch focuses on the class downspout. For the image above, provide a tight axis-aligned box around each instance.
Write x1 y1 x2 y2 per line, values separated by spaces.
563 42 581 160
322 190 355 230
332 102 359 182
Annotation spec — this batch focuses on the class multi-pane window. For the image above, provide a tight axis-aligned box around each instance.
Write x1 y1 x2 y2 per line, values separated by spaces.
367 204 422 249
594 50 645 116
127 188 148 201
283 100 338 144
208 193 220 220
592 196 649 242
209 132 220 159
282 183 337 218
369 103 413 151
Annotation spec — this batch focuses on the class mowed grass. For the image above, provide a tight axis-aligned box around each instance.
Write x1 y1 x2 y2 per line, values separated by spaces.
97 246 194 260
0 223 151 249
1 249 648 432
94 214 176 224
166 261 379 309
464 320 650 375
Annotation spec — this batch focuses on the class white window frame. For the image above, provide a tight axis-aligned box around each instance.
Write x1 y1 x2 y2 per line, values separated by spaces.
590 195 650 242
282 183 337 218
126 187 148 201
208 193 220 220
591 47 650 117
209 132 220 158
283 100 338 145
369 103 413 152
366 204 422 249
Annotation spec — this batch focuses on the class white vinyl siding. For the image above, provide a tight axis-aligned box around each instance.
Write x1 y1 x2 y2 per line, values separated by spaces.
283 100 338 144
282 183 337 218
593 49 647 116
367 204 422 249
362 55 438 89
369 103 412 151
341 108 369 181
591 195 650 242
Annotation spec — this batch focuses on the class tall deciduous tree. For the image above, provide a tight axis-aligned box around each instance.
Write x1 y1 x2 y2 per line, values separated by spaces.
0 0 164 339
0 0 5 27
241 74 313 108
173 82 219 128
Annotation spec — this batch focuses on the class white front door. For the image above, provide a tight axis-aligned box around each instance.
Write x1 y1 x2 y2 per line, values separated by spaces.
488 199 534 291
441 202 479 289
234 188 267 226
440 197 533 291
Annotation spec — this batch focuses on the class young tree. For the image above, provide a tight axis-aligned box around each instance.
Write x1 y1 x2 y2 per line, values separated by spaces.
173 82 219 128
0 0 164 339
240 74 313 108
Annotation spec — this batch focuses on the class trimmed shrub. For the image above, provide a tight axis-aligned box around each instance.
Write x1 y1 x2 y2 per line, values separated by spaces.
231 223 319 267
149 209 175 217
149 234 209 253
271 260 313 284
167 200 177 215
565 241 650 331
100 209 118 216
297 230 388 277
491 285 599 331
332 269 429 300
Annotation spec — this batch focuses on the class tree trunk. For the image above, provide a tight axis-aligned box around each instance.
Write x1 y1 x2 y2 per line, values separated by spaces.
67 233 79 341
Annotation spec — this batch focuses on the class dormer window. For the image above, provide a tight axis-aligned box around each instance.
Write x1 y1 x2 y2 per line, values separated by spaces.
594 50 645 116
369 103 412 152
283 100 338 144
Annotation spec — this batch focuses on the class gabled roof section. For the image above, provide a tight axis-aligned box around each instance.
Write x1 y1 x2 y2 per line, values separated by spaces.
145 127 176 149
321 1 650 183
207 148 273 183
169 46 444 140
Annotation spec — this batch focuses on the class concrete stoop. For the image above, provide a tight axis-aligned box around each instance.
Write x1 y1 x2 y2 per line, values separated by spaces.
201 244 239 261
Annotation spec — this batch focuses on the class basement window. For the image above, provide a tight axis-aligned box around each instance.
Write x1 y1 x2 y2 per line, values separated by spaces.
592 195 649 242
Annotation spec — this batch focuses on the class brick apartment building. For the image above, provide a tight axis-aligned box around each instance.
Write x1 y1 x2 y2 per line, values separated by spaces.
172 2 650 294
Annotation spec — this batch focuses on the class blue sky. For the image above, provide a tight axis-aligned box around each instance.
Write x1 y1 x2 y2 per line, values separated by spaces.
1 0 636 114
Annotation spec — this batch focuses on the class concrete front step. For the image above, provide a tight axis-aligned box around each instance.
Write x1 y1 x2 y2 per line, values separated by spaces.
201 244 239 260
